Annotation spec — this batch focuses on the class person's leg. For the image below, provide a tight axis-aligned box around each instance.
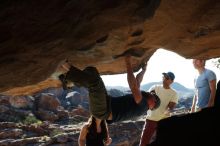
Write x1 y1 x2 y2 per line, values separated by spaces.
65 66 111 120
83 67 111 120
139 119 157 146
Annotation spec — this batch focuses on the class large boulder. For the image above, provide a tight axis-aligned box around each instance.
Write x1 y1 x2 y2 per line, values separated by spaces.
149 107 219 146
36 93 61 111
66 91 82 107
9 96 34 109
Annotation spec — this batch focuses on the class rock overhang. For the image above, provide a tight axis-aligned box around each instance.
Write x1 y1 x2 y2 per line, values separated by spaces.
1 0 220 92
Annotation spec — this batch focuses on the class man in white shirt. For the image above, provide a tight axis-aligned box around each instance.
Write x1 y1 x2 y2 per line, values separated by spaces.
139 72 178 146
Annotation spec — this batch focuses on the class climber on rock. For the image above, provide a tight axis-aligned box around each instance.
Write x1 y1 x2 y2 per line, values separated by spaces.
56 55 160 145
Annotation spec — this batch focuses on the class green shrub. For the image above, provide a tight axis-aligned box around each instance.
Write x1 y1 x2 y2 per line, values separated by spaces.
50 129 64 137
22 115 42 125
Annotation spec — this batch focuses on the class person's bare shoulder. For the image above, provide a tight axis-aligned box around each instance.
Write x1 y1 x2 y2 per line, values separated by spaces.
79 123 89 140
82 123 89 131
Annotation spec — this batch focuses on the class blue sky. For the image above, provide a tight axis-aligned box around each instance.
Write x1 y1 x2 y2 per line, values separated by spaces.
101 48 220 89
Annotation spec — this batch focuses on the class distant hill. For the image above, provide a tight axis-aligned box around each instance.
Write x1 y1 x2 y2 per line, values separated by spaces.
171 82 194 93
140 82 159 91
141 82 192 92
107 82 194 99
106 86 129 92
141 82 194 98
171 82 194 98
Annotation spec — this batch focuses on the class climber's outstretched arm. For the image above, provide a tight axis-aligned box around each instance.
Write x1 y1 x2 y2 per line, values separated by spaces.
125 56 143 104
